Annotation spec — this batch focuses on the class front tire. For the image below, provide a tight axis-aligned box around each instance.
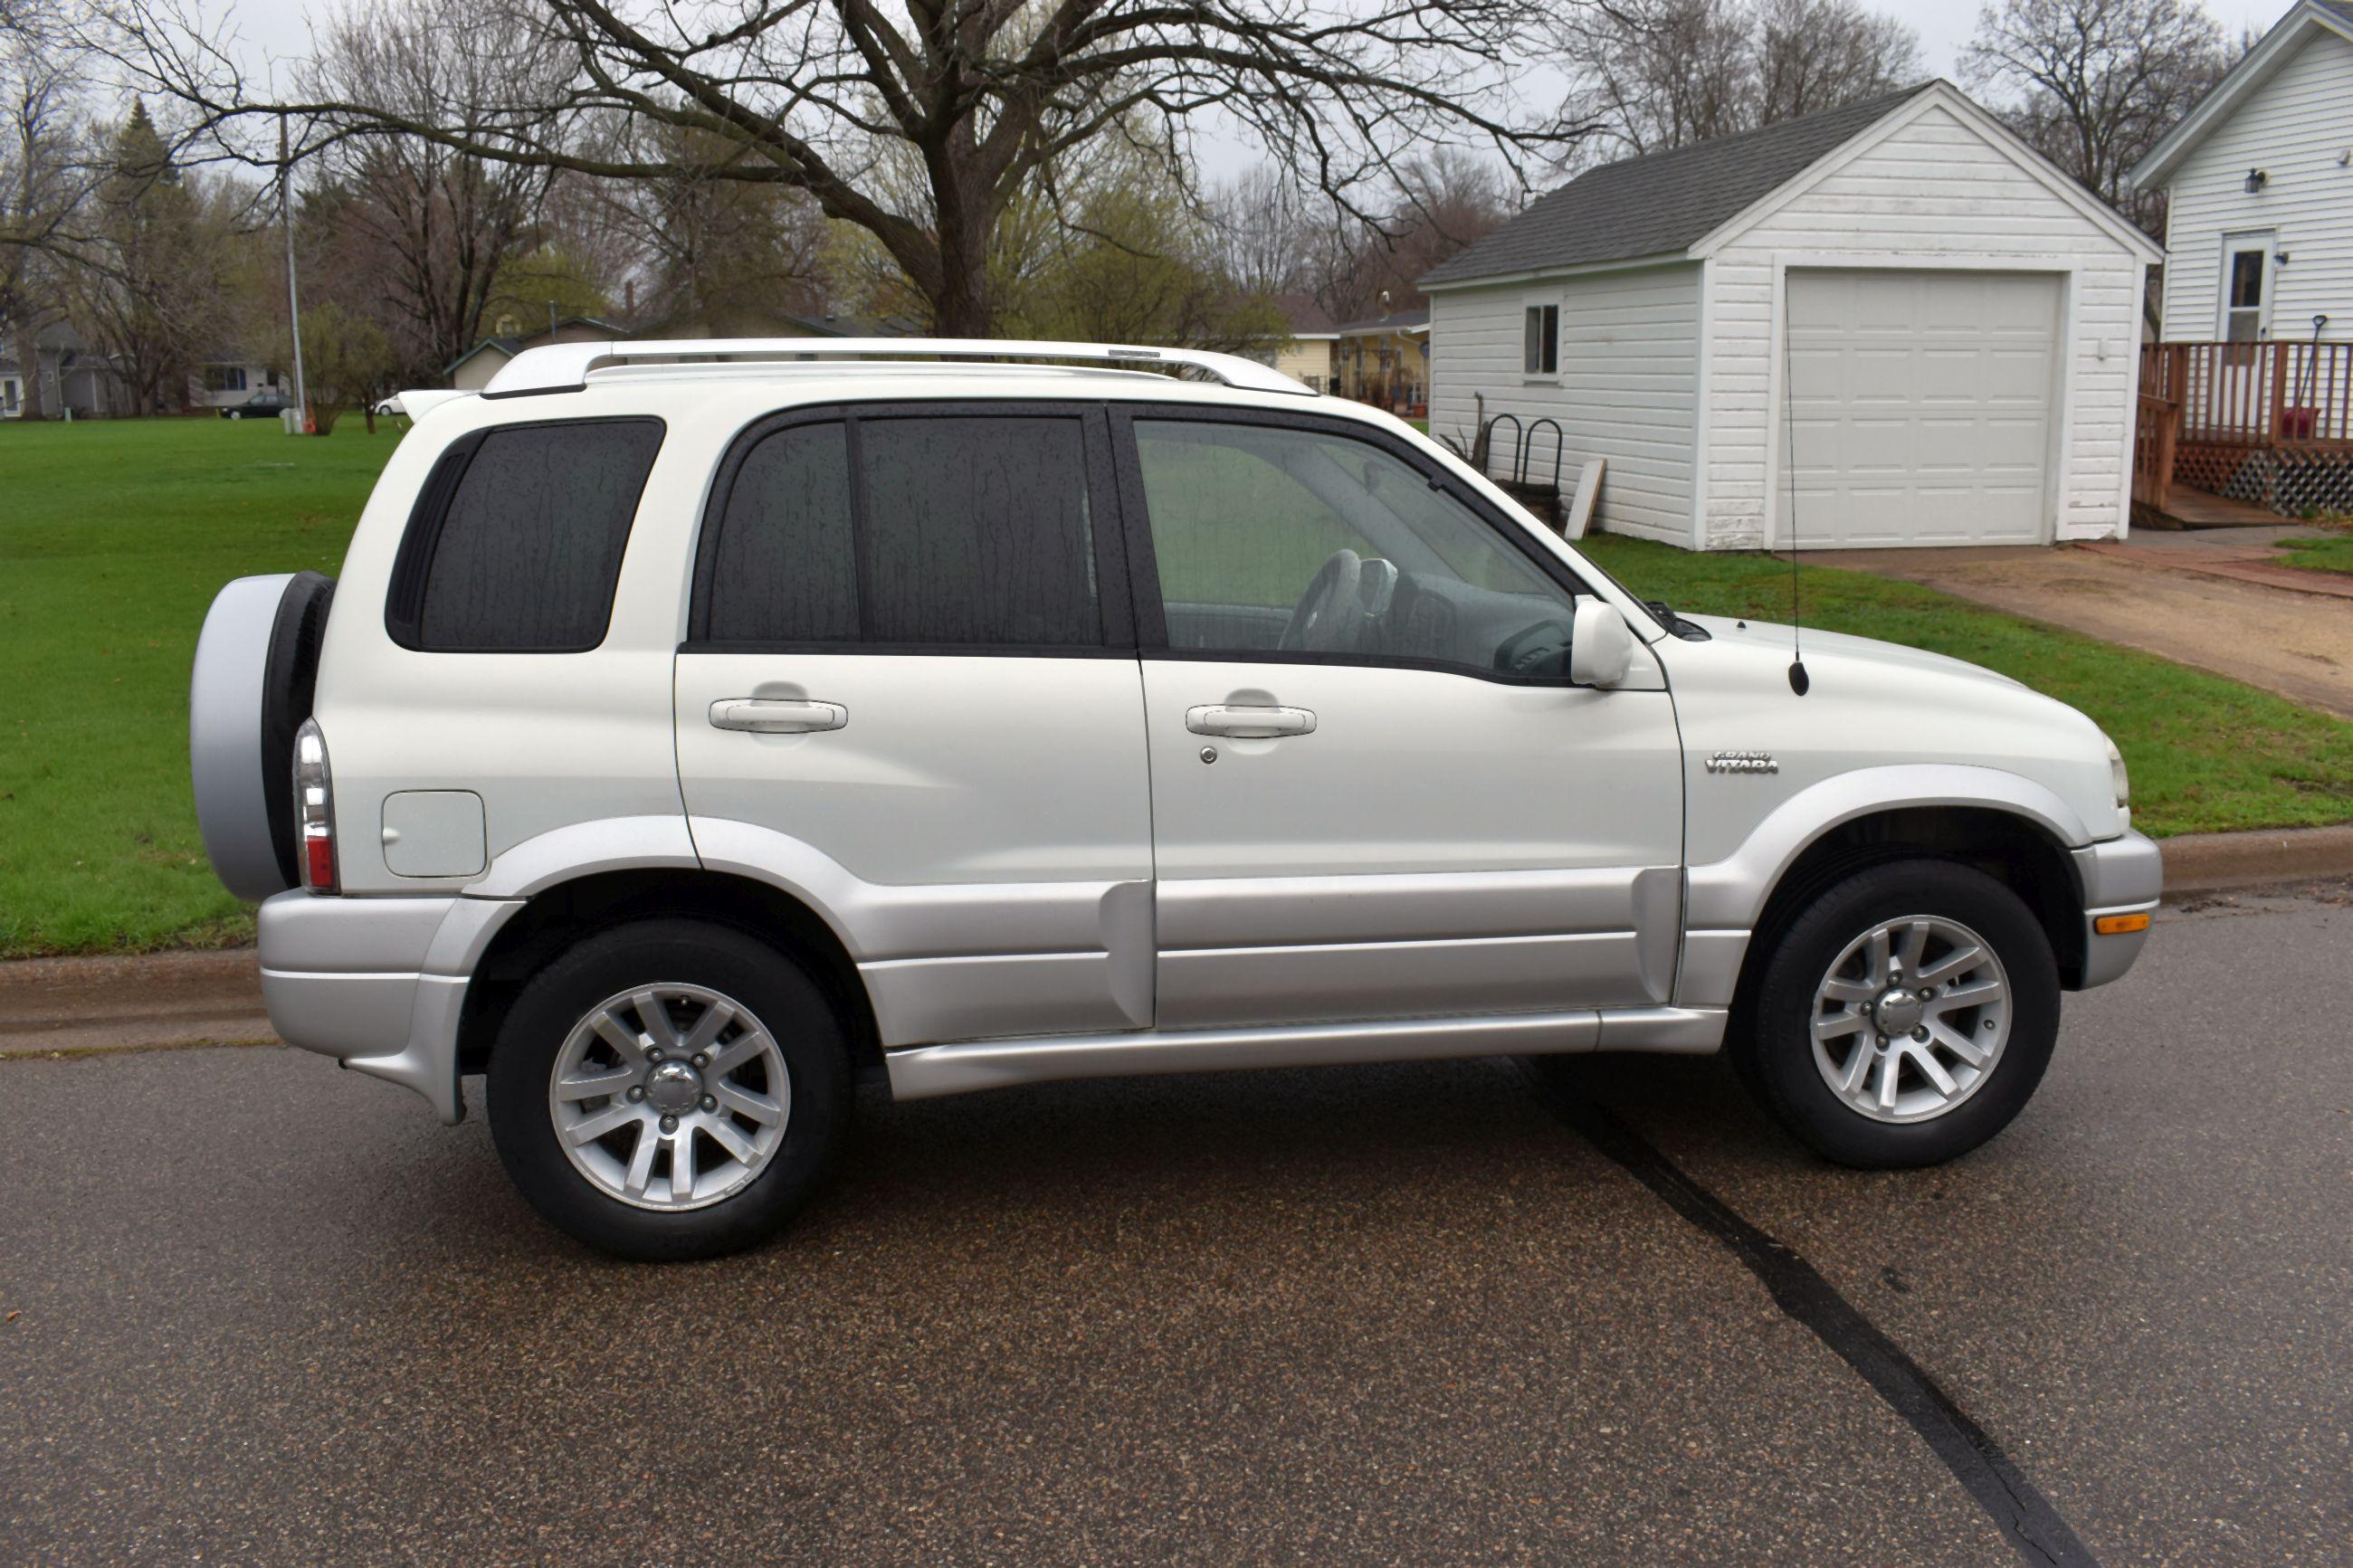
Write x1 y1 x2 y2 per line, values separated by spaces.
1735 860 2059 1168
488 920 850 1260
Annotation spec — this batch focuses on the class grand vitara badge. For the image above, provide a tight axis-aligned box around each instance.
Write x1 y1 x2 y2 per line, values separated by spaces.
1706 750 1779 774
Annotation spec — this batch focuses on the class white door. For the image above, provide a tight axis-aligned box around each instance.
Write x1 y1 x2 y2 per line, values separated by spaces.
672 405 1155 1048
1119 412 1685 1030
1782 269 2060 547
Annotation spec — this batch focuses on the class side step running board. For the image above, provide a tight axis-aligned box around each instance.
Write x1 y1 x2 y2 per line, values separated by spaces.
883 1006 1725 1101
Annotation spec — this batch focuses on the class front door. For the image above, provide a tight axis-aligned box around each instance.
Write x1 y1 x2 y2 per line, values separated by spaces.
1114 411 1684 1029
673 404 1155 1049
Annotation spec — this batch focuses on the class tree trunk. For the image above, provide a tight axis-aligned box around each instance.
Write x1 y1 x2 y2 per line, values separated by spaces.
929 210 995 337
14 318 45 421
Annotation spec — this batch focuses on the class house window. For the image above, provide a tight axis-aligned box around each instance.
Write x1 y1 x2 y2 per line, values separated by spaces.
1522 303 1558 375
2220 235 2273 342
203 366 248 393
2 377 18 414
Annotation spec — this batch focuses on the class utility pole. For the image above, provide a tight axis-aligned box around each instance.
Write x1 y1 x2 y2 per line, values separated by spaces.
280 115 310 432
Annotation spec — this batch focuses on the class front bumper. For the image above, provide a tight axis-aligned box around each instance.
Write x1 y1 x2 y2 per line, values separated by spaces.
2070 829 2163 990
255 891 523 1123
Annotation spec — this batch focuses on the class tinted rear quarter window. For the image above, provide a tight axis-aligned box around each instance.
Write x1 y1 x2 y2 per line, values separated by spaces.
396 418 665 651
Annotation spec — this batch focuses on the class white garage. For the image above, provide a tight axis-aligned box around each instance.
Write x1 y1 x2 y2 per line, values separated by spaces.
1421 81 2163 550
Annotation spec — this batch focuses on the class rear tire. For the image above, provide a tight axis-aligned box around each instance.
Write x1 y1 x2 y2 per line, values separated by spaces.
487 920 850 1260
1734 859 2059 1168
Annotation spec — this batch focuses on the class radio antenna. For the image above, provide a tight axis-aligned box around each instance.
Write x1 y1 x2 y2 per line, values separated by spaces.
1779 310 1810 697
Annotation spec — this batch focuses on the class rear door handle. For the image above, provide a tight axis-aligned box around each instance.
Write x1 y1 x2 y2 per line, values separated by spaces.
709 698 848 735
1186 704 1317 738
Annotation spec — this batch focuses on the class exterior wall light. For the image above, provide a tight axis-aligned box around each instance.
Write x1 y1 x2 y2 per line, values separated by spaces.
2246 168 2269 193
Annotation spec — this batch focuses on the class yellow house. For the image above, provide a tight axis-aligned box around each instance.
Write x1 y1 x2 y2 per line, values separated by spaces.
1265 293 1340 391
1329 307 1430 413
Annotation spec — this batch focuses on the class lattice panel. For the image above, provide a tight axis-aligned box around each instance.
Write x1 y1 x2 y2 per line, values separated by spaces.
2174 442 2262 500
2275 450 2353 519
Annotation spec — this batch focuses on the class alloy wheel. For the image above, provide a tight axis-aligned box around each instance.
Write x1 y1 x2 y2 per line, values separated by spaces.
1809 916 2011 1125
548 983 791 1211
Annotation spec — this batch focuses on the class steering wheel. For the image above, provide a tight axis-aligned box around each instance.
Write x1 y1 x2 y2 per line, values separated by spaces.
1280 549 1396 653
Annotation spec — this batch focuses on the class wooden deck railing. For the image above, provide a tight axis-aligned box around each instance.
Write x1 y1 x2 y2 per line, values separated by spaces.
2141 340 2353 449
2132 390 2179 511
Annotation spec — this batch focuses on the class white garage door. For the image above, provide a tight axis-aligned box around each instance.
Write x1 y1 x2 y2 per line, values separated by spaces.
1782 270 2059 547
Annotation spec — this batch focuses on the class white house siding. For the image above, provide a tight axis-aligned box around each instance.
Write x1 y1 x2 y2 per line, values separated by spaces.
1701 102 2147 547
1427 262 1701 542
2158 28 2353 345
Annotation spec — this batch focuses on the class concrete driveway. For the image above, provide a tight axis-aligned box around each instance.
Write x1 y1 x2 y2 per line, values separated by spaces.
4 883 2349 1564
1812 535 2353 721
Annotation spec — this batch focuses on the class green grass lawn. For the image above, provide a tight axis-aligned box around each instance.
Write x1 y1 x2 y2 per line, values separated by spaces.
2 418 399 956
3 417 2348 958
1577 534 2353 840
2273 534 2353 575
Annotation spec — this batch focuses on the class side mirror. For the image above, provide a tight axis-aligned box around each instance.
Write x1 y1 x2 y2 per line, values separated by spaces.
1569 599 1635 689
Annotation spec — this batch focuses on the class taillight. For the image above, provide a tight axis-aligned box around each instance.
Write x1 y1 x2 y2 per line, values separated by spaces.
293 717 338 894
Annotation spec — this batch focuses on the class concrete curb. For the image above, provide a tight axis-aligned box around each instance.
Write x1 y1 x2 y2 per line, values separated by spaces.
2152 824 2353 899
4 827 2349 1051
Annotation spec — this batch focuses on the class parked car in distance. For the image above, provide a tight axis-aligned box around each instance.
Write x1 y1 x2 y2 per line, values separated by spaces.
219 390 295 420
188 337 2159 1260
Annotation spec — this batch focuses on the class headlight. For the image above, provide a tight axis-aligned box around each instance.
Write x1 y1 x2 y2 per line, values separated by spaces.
2107 738 2129 811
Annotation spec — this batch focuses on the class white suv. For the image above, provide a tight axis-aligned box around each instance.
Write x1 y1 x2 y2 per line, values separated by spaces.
189 338 2158 1259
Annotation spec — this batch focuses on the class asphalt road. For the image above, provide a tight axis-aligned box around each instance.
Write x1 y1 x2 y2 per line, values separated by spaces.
3 887 2348 1565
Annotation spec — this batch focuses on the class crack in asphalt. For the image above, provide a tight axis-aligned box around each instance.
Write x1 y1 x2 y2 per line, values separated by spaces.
1528 1068 2099 1568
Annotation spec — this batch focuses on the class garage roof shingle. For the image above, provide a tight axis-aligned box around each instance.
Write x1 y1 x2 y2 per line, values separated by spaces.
1422 83 1934 288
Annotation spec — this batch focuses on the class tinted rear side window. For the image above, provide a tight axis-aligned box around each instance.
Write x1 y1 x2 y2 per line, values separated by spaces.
700 412 1101 648
703 423 857 642
397 419 665 651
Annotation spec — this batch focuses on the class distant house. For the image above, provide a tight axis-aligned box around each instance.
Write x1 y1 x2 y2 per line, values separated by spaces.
194 354 288 411
444 309 907 389
0 322 130 418
1422 81 2161 550
1263 294 1339 391
2131 0 2352 347
1329 307 1429 413
446 316 634 392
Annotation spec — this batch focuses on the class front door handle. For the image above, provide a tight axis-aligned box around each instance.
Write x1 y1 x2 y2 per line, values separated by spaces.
1186 704 1317 738
710 698 848 735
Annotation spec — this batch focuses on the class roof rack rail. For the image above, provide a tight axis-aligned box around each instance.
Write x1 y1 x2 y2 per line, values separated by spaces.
481 337 1314 398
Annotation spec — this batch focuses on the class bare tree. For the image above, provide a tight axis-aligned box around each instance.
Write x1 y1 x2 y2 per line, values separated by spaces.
1961 0 2228 236
71 99 236 412
1 0 93 417
293 0 562 380
1756 0 1922 124
597 119 831 333
1558 0 1920 160
1296 147 1510 320
96 0 1589 337
1206 166 1310 301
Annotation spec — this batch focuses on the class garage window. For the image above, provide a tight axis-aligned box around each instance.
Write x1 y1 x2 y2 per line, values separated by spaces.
1522 302 1559 376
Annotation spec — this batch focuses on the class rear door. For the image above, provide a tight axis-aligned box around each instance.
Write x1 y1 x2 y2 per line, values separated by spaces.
672 403 1155 1049
1114 409 1685 1029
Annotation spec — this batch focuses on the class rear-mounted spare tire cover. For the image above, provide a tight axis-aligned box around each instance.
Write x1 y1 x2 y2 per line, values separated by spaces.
189 571 336 899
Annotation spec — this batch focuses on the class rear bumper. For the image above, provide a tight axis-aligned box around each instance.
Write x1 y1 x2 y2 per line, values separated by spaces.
255 891 523 1123
2071 829 2163 990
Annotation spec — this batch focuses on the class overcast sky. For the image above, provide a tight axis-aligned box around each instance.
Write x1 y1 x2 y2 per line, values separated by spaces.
205 0 2293 182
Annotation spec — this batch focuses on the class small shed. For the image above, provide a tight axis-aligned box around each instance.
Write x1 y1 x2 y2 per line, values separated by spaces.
1422 81 2163 549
